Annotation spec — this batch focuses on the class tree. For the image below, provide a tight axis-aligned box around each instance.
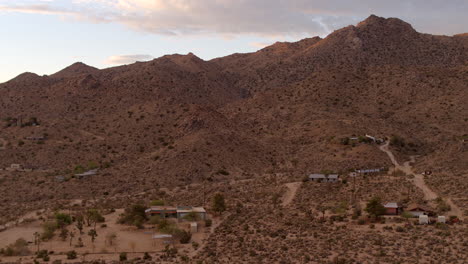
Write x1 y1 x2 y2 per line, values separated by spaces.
75 214 84 234
86 209 105 228
88 229 98 244
69 231 75 247
316 204 329 220
212 193 226 214
59 228 69 241
105 232 117 248
365 197 386 218
33 232 41 252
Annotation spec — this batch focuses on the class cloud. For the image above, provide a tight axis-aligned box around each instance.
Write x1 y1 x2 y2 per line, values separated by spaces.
249 42 272 49
0 1 467 36
105 54 153 65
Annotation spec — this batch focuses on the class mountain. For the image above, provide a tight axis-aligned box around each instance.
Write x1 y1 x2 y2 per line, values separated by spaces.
0 16 466 259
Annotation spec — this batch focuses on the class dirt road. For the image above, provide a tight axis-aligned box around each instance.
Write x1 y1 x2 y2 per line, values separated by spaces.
282 182 301 206
379 142 463 219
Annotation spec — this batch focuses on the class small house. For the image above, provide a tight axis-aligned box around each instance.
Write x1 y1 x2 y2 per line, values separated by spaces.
437 216 446 224
405 204 435 217
419 215 429 224
383 202 401 215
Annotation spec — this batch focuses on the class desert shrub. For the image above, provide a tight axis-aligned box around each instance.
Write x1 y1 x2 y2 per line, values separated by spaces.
395 226 405 232
66 250 77 259
2 238 30 256
150 200 165 206
118 204 147 226
119 252 127 261
212 193 226 214
205 219 212 227
37 249 49 259
42 221 58 240
390 135 405 147
174 229 192 244
55 213 72 227
143 252 152 260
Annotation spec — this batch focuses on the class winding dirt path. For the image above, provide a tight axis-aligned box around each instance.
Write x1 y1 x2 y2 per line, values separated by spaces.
379 142 463 219
282 182 301 206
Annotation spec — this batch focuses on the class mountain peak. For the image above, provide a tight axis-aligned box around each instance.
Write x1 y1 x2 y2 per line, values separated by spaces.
52 62 99 78
357 15 416 32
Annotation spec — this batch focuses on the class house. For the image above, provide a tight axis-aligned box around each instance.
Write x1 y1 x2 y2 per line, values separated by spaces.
405 204 435 217
308 174 340 183
145 206 206 221
309 174 326 181
383 202 401 215
419 215 429 224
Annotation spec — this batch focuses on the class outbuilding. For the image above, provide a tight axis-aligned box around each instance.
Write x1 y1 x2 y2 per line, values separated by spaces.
383 202 401 215
419 215 429 224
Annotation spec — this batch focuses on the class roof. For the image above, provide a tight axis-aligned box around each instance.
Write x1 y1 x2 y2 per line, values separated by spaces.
406 204 434 212
383 202 399 208
177 207 206 213
145 206 177 212
309 174 326 179
328 174 339 179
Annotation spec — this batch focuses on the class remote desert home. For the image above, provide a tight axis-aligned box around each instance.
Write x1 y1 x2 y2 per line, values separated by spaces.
145 206 207 221
405 204 435 217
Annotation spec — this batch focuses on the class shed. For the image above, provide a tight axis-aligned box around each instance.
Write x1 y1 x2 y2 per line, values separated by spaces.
190 222 198 233
437 216 446 224
383 202 401 215
327 174 340 182
419 215 429 224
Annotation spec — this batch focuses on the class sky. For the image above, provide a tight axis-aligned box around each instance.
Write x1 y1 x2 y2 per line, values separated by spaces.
0 0 467 83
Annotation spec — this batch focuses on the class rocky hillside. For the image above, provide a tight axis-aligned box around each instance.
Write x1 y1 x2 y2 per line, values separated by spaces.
0 15 466 204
